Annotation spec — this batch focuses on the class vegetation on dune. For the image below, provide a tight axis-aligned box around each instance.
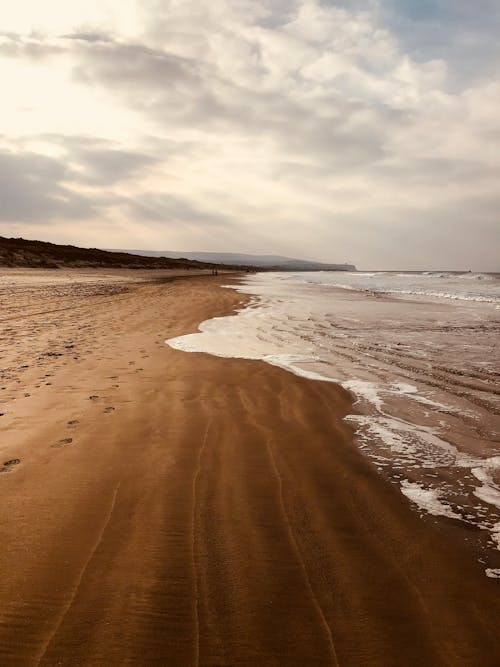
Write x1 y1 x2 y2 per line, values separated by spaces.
0 237 245 271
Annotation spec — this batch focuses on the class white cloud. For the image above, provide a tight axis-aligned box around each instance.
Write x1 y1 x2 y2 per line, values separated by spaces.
0 0 142 37
0 0 498 269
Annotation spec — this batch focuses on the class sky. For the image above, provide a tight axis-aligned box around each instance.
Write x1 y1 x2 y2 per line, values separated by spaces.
0 0 498 269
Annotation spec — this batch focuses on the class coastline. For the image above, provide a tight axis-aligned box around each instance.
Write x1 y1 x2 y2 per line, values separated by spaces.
0 270 499 665
169 271 500 574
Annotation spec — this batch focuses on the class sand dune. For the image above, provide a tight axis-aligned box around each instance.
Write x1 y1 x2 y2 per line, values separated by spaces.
0 270 499 666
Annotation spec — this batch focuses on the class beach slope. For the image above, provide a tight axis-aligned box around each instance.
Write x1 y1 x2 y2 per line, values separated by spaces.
0 270 498 666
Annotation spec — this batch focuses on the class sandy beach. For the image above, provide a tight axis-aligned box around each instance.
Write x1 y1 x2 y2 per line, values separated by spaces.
1 269 499 666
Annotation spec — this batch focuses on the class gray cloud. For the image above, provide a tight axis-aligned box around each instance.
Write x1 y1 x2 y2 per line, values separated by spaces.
0 33 63 59
61 31 113 43
73 39 204 90
36 134 160 184
127 193 232 230
376 157 499 187
319 1 500 88
376 0 500 86
0 1 498 269
382 196 500 270
69 144 158 185
0 138 160 223
0 149 99 222
307 192 500 271
69 34 406 174
80 150 156 184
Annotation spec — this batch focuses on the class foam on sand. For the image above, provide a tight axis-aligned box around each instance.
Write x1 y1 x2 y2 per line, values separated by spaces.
400 480 462 520
166 271 500 575
485 568 500 579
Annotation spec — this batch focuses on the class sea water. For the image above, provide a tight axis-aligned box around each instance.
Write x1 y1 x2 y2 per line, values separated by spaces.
167 271 500 576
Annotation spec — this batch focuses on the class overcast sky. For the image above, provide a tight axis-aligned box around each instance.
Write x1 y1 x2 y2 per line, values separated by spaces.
0 0 498 269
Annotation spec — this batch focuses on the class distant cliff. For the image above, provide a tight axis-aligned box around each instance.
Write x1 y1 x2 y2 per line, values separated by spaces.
109 249 356 272
0 237 356 272
0 237 242 270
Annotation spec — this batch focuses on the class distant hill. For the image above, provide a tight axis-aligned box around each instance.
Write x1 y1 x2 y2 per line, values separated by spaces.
0 237 245 270
109 249 356 271
0 237 356 272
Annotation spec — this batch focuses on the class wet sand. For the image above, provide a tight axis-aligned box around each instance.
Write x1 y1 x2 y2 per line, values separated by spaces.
176 275 500 570
0 269 499 666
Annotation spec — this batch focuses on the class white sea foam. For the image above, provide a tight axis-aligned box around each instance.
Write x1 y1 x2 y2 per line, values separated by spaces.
346 413 464 465
392 289 497 303
262 355 339 383
391 382 418 394
389 383 452 410
342 381 384 411
471 459 500 513
473 478 500 510
485 569 500 578
400 480 462 519
166 271 500 572
279 270 500 304
491 522 500 550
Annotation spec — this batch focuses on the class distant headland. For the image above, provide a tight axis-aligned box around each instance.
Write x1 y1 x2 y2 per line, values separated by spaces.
109 249 356 272
0 237 356 271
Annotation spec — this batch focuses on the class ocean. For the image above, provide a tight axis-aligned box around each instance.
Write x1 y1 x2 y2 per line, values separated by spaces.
167 271 500 576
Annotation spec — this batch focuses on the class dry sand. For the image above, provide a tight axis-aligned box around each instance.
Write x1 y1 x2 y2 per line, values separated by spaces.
0 269 499 666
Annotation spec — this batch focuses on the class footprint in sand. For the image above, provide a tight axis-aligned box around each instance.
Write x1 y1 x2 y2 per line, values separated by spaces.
52 437 73 448
89 395 99 401
1 459 20 473
67 420 79 428
104 406 115 414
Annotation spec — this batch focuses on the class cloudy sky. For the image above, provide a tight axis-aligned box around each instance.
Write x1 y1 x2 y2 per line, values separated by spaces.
0 0 498 269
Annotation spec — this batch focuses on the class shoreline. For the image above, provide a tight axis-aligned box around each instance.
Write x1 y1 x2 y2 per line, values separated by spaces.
169 272 500 575
0 270 499 665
